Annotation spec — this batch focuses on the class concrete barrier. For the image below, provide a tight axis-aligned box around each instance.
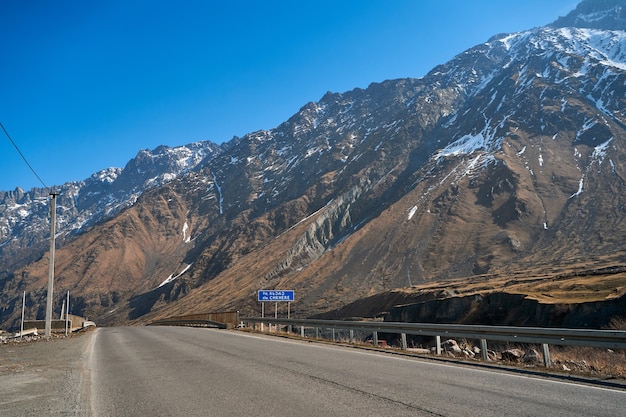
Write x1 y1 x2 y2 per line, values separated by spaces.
23 314 92 333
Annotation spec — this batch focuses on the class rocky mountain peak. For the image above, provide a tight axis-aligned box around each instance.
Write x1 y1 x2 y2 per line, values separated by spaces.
550 0 626 30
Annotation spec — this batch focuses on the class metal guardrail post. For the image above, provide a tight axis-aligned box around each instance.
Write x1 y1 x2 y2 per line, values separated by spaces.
315 327 319 339
350 329 355 344
542 343 551 367
301 325 305 337
373 331 379 347
436 335 442 355
480 339 489 361
401 333 408 350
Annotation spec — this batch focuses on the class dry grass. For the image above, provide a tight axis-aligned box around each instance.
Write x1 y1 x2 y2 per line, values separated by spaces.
441 331 626 380
406 270 626 305
549 346 626 379
547 318 626 379
398 341 626 380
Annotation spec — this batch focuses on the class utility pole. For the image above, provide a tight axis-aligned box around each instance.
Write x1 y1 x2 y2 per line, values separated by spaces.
20 291 25 339
65 291 70 336
45 192 58 338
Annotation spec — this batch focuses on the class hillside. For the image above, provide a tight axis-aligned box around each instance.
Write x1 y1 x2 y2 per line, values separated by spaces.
1 0 626 330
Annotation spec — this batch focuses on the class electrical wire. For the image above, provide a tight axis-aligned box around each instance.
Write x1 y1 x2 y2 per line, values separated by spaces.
1 121 49 190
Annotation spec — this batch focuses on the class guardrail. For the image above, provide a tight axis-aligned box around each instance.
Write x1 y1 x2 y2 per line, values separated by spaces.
148 319 228 329
148 311 239 329
241 317 626 367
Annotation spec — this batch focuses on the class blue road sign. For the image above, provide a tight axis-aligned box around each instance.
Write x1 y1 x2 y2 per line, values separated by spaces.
258 290 294 302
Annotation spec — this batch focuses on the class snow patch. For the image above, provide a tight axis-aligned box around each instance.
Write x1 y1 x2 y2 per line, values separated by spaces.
437 132 491 158
570 176 585 199
592 137 613 163
159 264 193 288
436 114 509 159
182 221 191 243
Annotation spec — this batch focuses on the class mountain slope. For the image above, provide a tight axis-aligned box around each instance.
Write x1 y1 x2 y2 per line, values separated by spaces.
0 142 220 274
1 0 626 329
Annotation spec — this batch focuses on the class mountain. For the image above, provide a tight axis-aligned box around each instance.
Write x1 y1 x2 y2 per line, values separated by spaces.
551 0 626 30
1 0 626 330
0 142 220 275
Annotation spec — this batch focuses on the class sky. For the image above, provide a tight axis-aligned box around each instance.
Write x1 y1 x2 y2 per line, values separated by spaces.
1 0 578 192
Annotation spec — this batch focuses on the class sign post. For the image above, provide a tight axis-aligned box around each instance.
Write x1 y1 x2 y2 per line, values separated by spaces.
258 290 295 330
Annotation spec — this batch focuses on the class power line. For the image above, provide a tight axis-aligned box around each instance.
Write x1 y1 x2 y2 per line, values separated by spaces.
0 121 49 190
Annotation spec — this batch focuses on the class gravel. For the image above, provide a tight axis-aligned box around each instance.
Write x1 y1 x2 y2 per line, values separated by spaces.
0 330 95 417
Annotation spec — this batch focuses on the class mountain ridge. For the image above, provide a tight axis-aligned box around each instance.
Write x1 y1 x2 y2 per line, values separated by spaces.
0 141 221 274
1 0 626 330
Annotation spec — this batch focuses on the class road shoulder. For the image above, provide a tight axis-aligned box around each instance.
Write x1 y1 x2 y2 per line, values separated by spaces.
0 330 95 417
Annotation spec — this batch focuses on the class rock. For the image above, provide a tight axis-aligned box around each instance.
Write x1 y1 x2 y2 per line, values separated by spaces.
522 349 541 364
501 348 525 362
463 348 475 358
442 339 462 354
442 338 457 347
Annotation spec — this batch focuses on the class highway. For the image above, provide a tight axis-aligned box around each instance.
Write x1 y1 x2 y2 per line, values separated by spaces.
87 326 626 416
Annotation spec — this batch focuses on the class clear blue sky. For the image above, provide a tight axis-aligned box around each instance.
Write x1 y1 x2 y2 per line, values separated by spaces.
1 0 577 191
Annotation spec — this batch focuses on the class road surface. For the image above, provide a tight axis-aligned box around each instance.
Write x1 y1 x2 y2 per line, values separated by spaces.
85 326 626 416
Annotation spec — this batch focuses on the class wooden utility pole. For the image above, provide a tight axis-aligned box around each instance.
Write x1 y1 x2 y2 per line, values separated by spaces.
44 193 58 338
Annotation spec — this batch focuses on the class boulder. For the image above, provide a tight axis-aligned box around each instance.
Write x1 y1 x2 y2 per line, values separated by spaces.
442 339 462 354
522 349 541 364
501 348 525 362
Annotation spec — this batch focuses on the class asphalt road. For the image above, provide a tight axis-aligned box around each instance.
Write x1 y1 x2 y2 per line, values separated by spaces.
85 326 626 417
